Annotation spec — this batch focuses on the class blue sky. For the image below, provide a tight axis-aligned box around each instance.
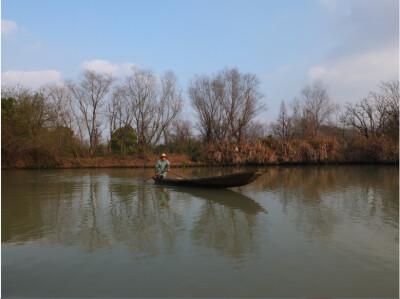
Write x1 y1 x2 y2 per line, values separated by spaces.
1 0 399 121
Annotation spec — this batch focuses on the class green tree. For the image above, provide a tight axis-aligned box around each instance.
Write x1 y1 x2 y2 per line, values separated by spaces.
111 125 138 155
1 94 57 166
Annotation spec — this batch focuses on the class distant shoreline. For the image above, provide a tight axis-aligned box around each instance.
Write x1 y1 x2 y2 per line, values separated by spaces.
2 154 398 170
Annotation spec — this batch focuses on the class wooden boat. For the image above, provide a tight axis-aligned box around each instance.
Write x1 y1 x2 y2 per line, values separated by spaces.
153 170 263 188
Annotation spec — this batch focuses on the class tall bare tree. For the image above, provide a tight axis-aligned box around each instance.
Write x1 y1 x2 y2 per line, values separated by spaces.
188 75 222 143
39 84 81 157
118 70 183 153
188 67 264 143
294 80 338 137
106 86 134 154
66 70 114 156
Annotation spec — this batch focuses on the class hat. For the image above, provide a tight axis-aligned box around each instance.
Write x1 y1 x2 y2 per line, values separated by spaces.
160 153 167 158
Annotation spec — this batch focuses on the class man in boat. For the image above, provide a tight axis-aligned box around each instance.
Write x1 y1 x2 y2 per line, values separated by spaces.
154 153 170 179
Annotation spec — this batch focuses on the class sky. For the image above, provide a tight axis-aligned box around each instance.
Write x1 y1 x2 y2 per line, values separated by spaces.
1 0 399 122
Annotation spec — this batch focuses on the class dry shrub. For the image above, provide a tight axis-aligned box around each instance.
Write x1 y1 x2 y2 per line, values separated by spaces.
342 135 398 163
300 141 317 163
306 136 340 163
203 135 366 165
364 136 399 163
248 143 278 164
205 141 279 165
276 141 299 163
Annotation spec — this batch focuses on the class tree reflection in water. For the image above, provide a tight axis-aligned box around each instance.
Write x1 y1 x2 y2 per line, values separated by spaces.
2 166 397 259
253 165 399 243
107 183 184 258
166 187 268 258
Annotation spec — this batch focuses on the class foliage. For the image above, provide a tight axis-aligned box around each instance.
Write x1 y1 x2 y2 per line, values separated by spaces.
94 144 107 157
111 125 138 155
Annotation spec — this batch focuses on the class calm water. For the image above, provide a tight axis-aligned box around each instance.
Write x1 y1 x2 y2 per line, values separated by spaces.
2 166 399 298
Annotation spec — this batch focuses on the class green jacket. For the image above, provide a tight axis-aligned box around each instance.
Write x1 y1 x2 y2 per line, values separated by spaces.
155 159 170 177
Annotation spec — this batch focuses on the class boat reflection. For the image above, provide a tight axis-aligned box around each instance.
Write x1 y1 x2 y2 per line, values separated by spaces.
153 185 267 258
161 185 267 215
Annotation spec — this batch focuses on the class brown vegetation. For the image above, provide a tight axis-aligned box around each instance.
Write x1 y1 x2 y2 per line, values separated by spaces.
3 133 397 169
204 135 398 166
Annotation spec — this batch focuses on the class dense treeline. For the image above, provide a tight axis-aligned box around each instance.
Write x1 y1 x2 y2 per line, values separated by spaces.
1 67 398 168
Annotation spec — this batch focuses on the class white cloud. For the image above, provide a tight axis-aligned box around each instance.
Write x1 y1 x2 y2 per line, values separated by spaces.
1 70 62 89
308 47 398 103
2 19 18 37
81 60 138 76
120 63 138 73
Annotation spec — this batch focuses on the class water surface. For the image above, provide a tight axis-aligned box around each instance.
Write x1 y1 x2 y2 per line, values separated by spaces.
2 166 399 298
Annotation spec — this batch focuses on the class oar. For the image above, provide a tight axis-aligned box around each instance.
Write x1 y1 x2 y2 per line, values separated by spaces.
170 170 188 179
143 175 154 182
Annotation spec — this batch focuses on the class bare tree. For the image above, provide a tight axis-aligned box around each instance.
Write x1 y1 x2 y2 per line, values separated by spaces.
188 75 223 143
271 100 293 140
188 68 264 143
373 80 399 140
39 84 82 157
222 68 265 143
294 80 338 137
106 94 120 155
118 70 183 153
40 84 78 131
66 70 114 156
243 120 268 143
106 86 134 154
169 118 193 144
157 71 184 145
1 83 32 100
343 98 381 139
342 80 399 140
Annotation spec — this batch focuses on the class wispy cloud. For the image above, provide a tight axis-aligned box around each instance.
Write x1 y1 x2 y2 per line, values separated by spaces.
1 19 18 37
81 59 138 76
310 0 399 102
2 70 62 89
320 0 398 57
309 47 398 103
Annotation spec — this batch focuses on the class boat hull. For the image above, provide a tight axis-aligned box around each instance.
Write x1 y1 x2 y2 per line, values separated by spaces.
153 170 262 188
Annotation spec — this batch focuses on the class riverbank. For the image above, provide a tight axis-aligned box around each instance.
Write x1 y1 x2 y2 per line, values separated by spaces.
2 136 398 169
1 154 205 170
2 153 398 170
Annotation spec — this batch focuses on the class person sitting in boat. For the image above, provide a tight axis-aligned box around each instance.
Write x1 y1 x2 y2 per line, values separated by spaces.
154 153 170 179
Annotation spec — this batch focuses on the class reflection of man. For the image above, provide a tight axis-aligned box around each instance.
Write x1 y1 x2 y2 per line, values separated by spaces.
156 187 170 209
154 153 170 179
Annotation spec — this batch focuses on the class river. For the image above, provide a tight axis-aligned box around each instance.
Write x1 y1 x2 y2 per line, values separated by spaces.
2 165 399 298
